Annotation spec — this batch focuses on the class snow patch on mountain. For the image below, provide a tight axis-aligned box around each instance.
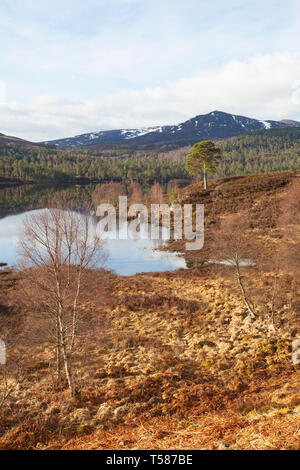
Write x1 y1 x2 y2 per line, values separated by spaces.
42 110 300 148
123 127 163 139
260 120 271 130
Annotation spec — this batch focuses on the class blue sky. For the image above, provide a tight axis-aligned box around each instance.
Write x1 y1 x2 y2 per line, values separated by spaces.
0 0 300 141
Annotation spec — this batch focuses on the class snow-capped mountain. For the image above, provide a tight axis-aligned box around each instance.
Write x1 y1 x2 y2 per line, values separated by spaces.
42 126 172 148
42 111 300 148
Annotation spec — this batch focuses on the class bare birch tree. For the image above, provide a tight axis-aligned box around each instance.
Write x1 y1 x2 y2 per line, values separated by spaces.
210 212 258 319
18 203 106 397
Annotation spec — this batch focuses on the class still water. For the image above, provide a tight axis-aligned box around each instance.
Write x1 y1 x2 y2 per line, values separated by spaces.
0 209 186 276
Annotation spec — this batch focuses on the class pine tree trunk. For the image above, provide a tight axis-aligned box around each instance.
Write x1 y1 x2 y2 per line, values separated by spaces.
203 172 208 190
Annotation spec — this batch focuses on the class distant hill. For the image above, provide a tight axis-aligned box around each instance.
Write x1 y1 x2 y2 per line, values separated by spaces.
41 110 300 148
217 127 300 176
42 126 172 148
0 133 39 147
280 119 300 126
0 126 299 184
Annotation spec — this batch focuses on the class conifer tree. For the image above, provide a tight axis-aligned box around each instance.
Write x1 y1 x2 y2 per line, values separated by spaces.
186 140 221 189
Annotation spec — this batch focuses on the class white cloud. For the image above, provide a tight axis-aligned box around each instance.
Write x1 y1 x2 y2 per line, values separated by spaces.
1 52 300 141
0 81 6 104
292 80 300 105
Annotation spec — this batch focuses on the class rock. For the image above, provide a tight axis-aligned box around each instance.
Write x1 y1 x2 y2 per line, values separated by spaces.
292 339 300 350
292 339 300 365
218 443 230 449
292 350 300 365
95 403 113 422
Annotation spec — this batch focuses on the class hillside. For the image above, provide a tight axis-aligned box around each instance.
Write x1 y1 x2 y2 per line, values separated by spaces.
0 171 299 450
168 171 298 264
0 142 187 186
218 128 300 175
0 133 37 147
162 127 300 176
0 128 300 186
42 111 300 148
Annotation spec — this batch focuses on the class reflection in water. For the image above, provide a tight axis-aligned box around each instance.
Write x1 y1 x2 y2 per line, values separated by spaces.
0 210 186 276
0 183 96 219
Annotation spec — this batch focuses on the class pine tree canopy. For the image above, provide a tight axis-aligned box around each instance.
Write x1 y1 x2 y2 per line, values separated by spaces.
185 140 221 176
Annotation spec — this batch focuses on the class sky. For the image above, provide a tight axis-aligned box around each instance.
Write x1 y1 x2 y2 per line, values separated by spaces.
0 0 300 141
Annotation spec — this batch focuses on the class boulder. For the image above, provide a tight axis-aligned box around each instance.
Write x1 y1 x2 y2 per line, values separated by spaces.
95 403 113 422
292 339 300 365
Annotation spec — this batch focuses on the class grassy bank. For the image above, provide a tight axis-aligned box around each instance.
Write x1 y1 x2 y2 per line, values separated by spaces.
0 170 299 450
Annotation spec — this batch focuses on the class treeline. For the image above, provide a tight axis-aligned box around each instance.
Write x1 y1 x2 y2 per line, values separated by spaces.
0 183 96 218
0 128 299 184
0 143 189 185
164 128 300 175
0 180 182 219
217 128 300 175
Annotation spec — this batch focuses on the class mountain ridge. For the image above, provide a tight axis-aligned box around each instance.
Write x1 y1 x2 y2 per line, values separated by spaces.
41 110 300 148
